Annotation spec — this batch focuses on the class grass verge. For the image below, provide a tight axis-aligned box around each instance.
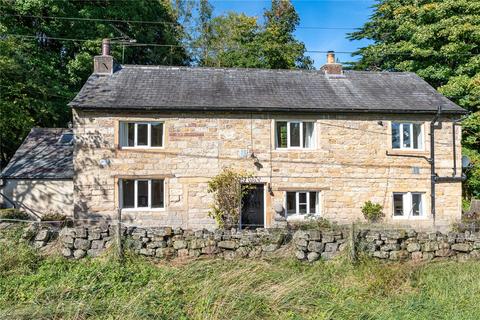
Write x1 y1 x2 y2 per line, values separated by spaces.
1 225 480 319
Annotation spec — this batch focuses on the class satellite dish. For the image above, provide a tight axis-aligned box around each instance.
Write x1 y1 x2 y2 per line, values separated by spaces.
462 155 471 170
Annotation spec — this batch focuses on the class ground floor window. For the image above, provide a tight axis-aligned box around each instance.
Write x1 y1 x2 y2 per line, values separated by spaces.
120 179 164 209
393 192 424 218
285 191 319 217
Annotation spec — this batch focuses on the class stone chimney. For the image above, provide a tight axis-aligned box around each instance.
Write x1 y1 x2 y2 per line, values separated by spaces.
93 39 114 75
321 51 343 75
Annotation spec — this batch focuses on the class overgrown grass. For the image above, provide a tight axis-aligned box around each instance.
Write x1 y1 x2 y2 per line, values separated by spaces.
1 225 480 319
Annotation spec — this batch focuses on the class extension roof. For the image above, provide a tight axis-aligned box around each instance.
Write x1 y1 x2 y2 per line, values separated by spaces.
1 128 73 180
69 65 466 114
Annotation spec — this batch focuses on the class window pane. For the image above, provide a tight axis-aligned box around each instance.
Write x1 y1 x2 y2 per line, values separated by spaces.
137 180 149 207
299 192 307 204
151 180 164 208
298 192 307 213
286 192 296 214
393 194 404 216
303 122 314 148
309 192 317 214
276 122 287 148
151 123 163 147
402 123 411 148
122 180 134 208
413 124 422 149
412 193 422 216
127 123 135 147
137 124 148 146
392 122 400 149
290 122 300 147
299 204 307 214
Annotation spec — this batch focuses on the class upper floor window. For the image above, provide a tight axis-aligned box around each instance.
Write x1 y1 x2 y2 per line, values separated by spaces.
392 122 423 150
120 179 164 209
285 191 319 217
393 192 424 218
276 121 315 149
119 122 163 148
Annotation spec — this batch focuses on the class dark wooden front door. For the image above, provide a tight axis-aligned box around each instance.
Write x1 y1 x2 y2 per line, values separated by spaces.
241 184 264 229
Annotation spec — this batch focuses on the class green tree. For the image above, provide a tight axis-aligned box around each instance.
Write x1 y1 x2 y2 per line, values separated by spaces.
194 0 313 69
0 0 188 168
349 0 480 198
262 0 313 69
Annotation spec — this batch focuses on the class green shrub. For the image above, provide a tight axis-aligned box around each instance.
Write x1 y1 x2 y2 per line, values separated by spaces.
207 168 253 228
288 217 333 230
41 212 67 221
361 201 384 223
0 208 31 221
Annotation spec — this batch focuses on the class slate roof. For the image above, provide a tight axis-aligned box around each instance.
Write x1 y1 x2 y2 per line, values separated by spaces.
1 128 73 179
69 65 466 114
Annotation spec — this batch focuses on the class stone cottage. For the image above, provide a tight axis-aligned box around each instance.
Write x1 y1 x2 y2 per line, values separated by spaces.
67 41 466 231
0 128 74 217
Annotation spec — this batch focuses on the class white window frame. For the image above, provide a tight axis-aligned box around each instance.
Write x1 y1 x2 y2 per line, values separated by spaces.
284 191 320 219
275 120 315 149
391 122 424 151
392 192 425 219
120 121 164 149
120 179 165 211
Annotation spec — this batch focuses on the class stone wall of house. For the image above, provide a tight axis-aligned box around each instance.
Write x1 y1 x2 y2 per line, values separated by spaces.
73 109 462 231
0 179 74 217
19 224 480 263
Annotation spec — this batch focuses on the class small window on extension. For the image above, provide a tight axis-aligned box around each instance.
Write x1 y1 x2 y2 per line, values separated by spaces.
59 133 74 144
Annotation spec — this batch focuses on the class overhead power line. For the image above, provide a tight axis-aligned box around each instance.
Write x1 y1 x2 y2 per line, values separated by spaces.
4 33 480 57
1 13 179 26
1 13 361 30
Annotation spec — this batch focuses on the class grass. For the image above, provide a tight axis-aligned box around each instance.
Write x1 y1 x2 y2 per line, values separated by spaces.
1 225 480 319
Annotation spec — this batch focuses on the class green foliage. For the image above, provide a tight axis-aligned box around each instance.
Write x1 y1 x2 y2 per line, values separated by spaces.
0 209 31 221
2 227 480 319
207 168 253 228
288 217 333 230
0 0 188 168
349 0 480 198
40 212 67 222
463 146 480 199
194 0 313 69
361 201 384 222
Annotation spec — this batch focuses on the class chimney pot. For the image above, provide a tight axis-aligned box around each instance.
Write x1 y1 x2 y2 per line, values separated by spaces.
327 50 335 64
102 38 110 56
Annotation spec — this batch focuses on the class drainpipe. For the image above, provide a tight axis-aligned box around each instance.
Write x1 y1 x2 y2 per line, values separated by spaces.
435 114 470 183
430 106 442 222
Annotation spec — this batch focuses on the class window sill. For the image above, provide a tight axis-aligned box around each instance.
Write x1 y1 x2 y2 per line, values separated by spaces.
286 214 320 221
117 146 166 153
121 208 166 212
386 149 429 157
392 215 428 220
274 148 317 152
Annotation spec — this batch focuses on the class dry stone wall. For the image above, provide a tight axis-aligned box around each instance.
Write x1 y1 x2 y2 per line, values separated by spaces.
59 225 288 260
358 229 480 261
10 223 480 263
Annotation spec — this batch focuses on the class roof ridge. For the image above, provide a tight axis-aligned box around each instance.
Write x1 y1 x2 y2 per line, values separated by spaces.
120 64 322 74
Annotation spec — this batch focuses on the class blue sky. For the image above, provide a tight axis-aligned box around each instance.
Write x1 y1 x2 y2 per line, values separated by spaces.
211 0 375 68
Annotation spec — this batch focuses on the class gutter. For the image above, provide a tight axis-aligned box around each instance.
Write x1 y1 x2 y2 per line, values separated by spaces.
69 105 469 115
